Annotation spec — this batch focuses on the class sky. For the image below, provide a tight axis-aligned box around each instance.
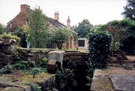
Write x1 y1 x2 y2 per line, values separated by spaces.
0 0 127 26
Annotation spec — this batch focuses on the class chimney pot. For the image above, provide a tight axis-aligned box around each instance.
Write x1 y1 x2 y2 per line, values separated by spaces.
21 4 30 14
67 16 70 28
54 11 59 21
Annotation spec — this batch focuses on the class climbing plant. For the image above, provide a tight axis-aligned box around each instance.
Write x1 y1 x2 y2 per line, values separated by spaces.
87 33 112 79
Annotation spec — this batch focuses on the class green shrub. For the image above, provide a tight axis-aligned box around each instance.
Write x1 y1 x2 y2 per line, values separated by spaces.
0 33 20 43
0 24 5 34
40 57 48 67
0 64 12 74
88 33 112 69
12 53 28 70
56 68 78 91
27 83 41 91
30 67 41 78
11 27 27 47
13 61 28 70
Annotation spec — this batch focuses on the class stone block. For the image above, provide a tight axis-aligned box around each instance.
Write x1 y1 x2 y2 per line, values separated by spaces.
47 60 57 73
90 69 114 91
109 74 135 91
48 51 65 65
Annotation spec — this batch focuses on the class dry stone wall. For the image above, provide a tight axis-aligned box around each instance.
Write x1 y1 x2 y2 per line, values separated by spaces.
0 39 17 69
17 48 49 63
63 51 88 67
0 39 88 69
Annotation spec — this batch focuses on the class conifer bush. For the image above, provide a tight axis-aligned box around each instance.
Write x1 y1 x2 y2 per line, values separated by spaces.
88 33 112 69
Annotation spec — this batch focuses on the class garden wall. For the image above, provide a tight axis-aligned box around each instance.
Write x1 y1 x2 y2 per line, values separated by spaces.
17 49 88 65
17 48 49 63
63 51 88 67
0 39 88 69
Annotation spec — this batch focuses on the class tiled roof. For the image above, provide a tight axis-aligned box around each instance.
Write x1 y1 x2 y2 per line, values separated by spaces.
46 17 65 27
6 8 65 31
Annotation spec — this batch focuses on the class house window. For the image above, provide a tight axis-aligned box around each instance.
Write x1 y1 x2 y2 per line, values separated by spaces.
78 40 85 47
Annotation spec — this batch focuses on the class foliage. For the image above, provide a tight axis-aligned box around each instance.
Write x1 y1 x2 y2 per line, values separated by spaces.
107 26 127 51
12 53 28 70
27 8 48 48
92 24 105 32
40 57 48 67
13 61 28 70
0 33 21 43
72 31 78 45
88 33 112 70
50 27 70 49
11 27 27 47
27 83 41 91
46 88 58 91
0 64 12 74
0 24 5 34
104 19 134 51
30 67 41 78
107 18 135 34
106 18 135 53
56 68 78 91
121 18 135 36
89 28 108 37
66 28 78 45
120 36 135 55
12 53 47 74
75 19 93 38
122 0 135 20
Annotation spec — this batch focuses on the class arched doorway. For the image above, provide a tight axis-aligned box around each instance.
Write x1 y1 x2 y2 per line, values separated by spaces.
70 36 73 48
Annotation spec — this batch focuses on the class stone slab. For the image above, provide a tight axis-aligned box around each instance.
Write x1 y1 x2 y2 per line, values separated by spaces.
2 87 24 91
109 73 135 91
90 69 114 91
48 51 65 65
47 60 57 73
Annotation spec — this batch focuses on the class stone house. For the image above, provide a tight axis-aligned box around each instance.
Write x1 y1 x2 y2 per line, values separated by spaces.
6 4 78 49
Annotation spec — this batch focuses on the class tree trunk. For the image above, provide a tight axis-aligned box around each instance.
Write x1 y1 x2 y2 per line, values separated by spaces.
33 74 35 78
57 43 62 49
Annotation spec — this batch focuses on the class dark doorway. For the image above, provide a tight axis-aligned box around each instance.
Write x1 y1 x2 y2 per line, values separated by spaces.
78 40 85 47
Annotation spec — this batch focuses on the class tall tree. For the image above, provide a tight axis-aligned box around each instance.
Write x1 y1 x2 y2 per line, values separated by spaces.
75 19 93 38
27 8 48 48
123 0 135 20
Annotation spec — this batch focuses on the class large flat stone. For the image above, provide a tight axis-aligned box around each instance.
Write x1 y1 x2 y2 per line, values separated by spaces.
109 74 135 91
90 69 114 91
2 87 24 91
48 51 65 65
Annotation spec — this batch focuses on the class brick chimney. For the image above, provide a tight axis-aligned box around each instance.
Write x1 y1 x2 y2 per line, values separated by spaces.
54 11 59 21
67 16 70 28
20 4 30 14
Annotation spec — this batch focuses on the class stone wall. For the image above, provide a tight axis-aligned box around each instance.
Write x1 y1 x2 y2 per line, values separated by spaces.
63 51 88 67
17 48 49 63
0 38 88 69
0 39 17 69
63 51 89 91
41 76 56 91
17 49 88 67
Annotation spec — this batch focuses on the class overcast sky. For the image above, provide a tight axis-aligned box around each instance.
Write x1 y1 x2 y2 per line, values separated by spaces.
0 0 127 26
